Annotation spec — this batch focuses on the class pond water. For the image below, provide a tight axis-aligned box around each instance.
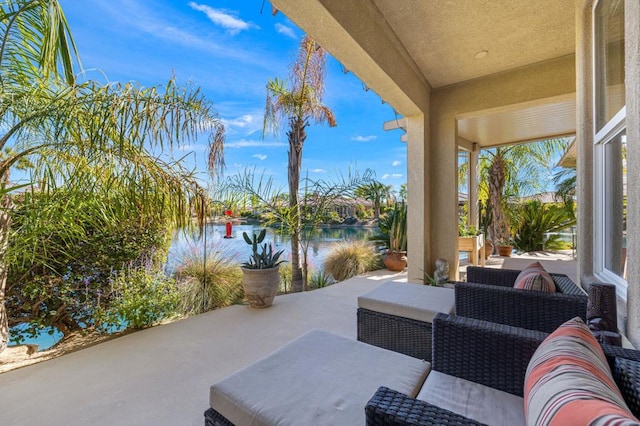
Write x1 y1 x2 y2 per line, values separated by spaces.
166 223 377 274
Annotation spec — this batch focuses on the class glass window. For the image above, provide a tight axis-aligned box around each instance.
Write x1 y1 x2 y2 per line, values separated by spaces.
594 0 625 132
593 0 627 287
603 131 627 277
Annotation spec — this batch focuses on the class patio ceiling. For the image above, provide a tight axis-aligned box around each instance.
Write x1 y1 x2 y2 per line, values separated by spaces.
271 0 578 145
457 95 577 148
369 0 575 89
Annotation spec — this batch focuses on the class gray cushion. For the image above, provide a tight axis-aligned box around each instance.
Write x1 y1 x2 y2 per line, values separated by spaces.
358 281 455 323
417 371 525 426
210 329 431 426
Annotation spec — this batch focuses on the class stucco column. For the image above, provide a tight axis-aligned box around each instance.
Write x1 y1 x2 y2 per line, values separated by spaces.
406 114 429 282
430 95 459 279
469 144 480 229
576 1 594 288
625 0 640 346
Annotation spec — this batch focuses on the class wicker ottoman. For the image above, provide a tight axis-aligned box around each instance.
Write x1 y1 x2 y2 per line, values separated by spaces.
205 329 431 426
357 282 455 361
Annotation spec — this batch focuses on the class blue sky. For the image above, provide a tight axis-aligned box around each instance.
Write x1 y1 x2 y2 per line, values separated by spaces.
58 0 407 191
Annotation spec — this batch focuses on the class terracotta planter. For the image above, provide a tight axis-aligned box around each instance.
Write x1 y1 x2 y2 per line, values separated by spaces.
497 245 513 257
484 240 494 258
241 267 281 308
383 251 407 271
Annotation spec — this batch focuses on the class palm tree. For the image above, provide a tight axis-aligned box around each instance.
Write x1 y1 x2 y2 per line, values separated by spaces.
0 0 225 352
553 167 576 204
398 183 408 203
479 139 569 245
355 181 392 219
263 35 336 293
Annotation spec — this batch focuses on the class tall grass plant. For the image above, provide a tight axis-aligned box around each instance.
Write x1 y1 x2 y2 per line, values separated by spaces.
324 241 382 282
175 251 243 315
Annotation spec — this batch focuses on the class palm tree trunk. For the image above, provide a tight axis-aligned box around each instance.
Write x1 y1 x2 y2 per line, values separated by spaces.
0 193 12 353
488 155 509 244
287 118 306 292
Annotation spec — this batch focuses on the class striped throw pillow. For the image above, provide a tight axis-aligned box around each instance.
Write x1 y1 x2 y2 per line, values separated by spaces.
514 262 556 292
524 317 639 426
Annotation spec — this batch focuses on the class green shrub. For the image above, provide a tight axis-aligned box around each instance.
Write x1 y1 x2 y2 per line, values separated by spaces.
175 252 243 315
6 188 173 340
323 240 382 282
99 266 180 330
512 201 576 252
308 269 335 289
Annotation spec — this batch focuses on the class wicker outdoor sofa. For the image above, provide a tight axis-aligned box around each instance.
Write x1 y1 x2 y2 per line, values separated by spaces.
357 266 588 361
455 266 589 333
204 313 640 425
365 313 640 425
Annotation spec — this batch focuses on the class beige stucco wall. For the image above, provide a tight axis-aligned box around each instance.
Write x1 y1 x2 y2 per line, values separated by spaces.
406 114 429 282
430 56 576 277
625 0 640 346
576 1 595 288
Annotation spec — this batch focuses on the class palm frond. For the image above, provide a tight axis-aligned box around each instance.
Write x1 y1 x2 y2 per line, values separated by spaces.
0 0 80 85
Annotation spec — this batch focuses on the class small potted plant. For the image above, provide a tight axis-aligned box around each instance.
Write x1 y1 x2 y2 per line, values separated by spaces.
495 238 514 257
241 229 286 308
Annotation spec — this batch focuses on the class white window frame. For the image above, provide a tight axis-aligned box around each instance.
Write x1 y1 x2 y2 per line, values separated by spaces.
592 0 627 299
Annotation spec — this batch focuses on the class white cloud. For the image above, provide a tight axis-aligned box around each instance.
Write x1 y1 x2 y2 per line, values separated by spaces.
220 113 267 136
381 173 404 180
221 114 260 132
310 168 326 173
225 139 287 148
188 3 256 34
104 8 255 63
392 160 402 167
351 135 377 142
177 143 206 152
253 154 267 161
275 23 296 39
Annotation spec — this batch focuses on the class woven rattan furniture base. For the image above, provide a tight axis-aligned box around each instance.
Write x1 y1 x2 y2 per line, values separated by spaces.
204 408 233 426
365 386 487 426
358 308 432 361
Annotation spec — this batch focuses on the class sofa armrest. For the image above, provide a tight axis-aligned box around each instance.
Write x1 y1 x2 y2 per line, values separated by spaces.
550 273 586 295
365 386 487 426
600 344 640 418
432 313 547 396
602 344 640 363
466 266 520 287
455 282 588 333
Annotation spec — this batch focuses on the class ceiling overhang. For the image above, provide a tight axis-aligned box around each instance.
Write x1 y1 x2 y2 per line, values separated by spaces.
271 0 578 146
457 94 577 148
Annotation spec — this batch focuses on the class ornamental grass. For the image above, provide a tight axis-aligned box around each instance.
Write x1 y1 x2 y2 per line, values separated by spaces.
323 240 383 282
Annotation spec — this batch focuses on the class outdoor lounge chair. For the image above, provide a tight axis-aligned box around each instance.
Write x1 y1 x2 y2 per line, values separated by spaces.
357 281 455 361
205 314 640 425
454 266 588 333
365 313 640 425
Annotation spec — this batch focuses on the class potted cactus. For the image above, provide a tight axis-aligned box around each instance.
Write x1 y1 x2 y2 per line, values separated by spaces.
241 229 286 308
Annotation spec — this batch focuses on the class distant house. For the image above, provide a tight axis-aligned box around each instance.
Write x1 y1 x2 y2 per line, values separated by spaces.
331 198 373 218
517 192 563 204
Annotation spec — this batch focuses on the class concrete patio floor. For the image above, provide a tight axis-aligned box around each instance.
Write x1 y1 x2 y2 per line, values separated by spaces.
0 252 576 426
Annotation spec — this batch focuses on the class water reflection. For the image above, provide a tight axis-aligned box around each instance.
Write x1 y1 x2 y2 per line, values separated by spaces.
166 223 376 273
